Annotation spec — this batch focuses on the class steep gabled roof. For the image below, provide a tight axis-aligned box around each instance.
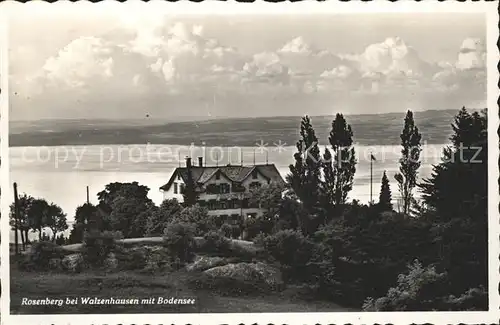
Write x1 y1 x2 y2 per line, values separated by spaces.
254 164 286 185
159 167 205 191
159 164 284 191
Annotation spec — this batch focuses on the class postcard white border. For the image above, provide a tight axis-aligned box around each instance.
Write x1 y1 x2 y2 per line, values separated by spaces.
0 9 9 325
1 1 499 325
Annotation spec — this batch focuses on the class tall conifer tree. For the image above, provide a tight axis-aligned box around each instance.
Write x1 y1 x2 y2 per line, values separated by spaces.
378 170 392 211
327 113 356 206
394 110 422 215
288 116 322 232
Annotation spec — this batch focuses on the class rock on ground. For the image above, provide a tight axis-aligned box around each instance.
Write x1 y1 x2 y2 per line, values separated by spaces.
204 262 283 287
61 253 86 273
186 256 230 272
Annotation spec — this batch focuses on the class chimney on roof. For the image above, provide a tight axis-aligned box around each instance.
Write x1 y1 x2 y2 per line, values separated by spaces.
185 157 192 168
198 157 203 167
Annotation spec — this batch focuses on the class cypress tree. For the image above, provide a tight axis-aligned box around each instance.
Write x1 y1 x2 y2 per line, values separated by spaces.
328 113 356 206
394 110 422 215
378 170 392 211
288 115 322 233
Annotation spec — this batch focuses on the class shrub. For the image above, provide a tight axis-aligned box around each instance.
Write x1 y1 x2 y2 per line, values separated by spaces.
259 230 315 282
163 222 196 264
242 216 274 240
219 223 232 238
142 248 172 273
442 286 488 311
82 230 116 267
114 246 148 270
252 233 267 246
201 231 231 255
230 225 241 239
55 234 66 246
19 241 65 271
173 204 210 236
362 260 448 311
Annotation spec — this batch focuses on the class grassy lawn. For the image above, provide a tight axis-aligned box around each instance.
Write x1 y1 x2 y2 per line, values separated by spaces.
11 268 353 314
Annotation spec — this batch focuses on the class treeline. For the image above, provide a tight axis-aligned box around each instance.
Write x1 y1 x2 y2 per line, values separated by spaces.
262 107 487 310
10 196 68 246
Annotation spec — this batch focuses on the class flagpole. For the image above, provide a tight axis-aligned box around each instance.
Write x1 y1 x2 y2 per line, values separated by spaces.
370 152 373 205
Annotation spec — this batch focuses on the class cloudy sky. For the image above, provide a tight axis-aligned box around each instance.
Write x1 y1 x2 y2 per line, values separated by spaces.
8 8 486 121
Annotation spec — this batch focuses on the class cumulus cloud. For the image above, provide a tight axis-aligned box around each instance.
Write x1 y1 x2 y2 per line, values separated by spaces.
429 38 486 95
242 52 290 84
348 37 433 79
320 65 354 79
456 38 486 70
11 20 486 120
279 36 314 55
39 36 115 89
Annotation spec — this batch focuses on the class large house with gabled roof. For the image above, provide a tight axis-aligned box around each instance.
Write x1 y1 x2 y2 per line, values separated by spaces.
159 157 285 224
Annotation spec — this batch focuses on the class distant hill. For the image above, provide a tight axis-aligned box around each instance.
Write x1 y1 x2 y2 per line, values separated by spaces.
9 109 469 147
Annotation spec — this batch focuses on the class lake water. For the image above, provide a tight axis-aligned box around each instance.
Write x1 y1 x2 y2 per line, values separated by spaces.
9 143 446 242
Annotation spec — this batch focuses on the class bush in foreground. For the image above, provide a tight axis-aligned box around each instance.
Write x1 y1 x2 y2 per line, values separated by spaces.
19 241 65 271
257 229 315 283
163 222 196 264
362 260 448 311
82 230 117 267
200 231 231 255
219 223 232 238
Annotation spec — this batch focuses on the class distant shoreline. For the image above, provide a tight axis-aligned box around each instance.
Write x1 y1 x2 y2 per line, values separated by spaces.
9 109 462 148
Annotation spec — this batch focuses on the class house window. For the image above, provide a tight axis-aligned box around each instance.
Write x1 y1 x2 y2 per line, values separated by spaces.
177 174 181 180
220 183 230 194
249 199 259 209
249 182 261 190
242 199 249 208
252 170 258 179
220 200 227 210
208 200 217 210
228 200 235 209
230 214 241 225
232 183 245 192
180 184 185 194
206 184 217 194
174 182 178 194
216 172 221 180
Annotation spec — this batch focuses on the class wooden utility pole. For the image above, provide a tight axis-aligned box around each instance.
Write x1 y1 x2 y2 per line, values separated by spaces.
86 186 90 204
370 156 373 204
13 182 20 256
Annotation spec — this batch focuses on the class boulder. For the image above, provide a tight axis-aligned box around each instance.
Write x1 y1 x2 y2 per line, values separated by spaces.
186 256 230 272
61 253 86 273
204 262 283 287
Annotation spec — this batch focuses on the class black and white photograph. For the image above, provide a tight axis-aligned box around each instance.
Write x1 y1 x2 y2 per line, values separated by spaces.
2 1 499 324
